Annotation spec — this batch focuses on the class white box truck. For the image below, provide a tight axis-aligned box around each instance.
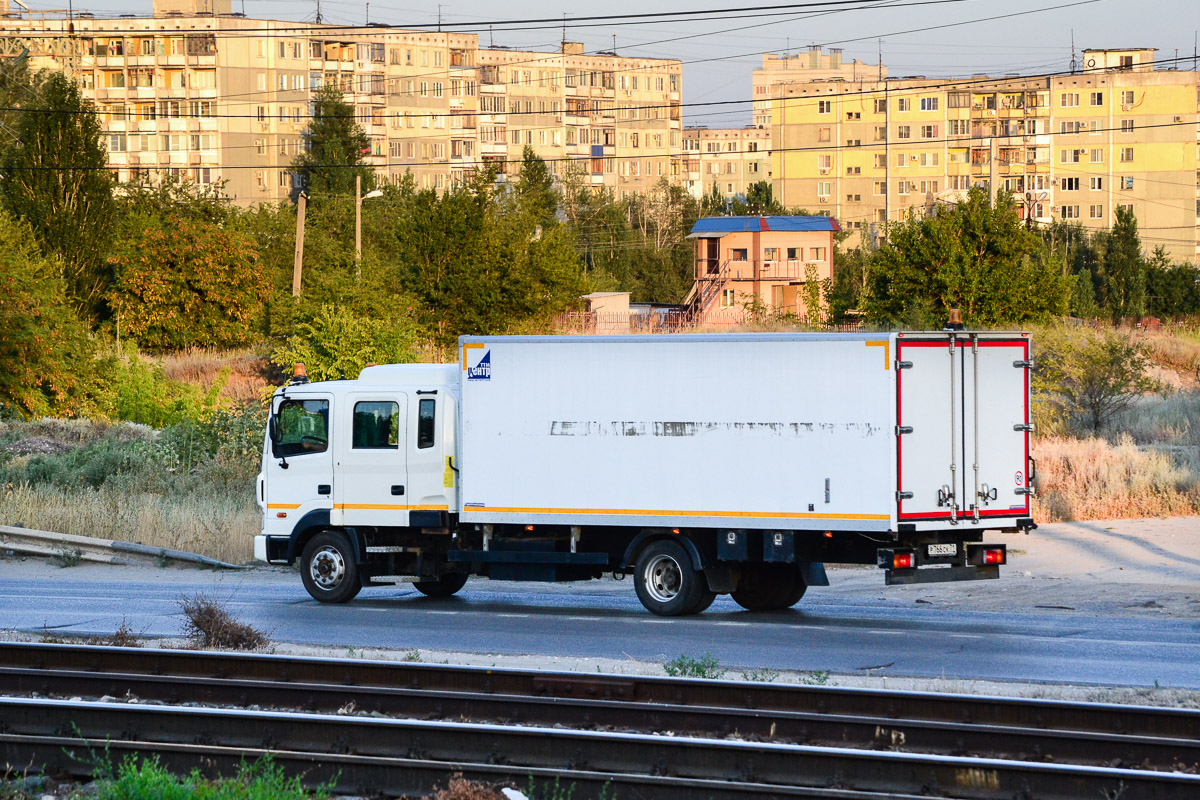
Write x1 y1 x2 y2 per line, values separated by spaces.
256 329 1034 615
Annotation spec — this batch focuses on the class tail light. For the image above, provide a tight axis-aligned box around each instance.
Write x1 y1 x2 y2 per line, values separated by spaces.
893 552 914 569
984 548 1005 565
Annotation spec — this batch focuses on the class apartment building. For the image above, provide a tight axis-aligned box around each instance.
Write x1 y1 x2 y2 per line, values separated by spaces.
476 42 683 196
767 48 1200 261
752 47 886 129
681 126 770 201
0 0 681 203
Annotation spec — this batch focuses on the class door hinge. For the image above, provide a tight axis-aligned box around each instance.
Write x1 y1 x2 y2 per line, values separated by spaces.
895 425 914 435
896 491 913 501
1013 359 1034 369
1015 487 1035 496
1013 423 1034 433
895 360 913 370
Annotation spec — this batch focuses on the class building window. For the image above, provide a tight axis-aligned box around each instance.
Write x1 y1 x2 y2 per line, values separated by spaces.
817 181 831 198
810 247 827 261
874 181 886 195
817 127 830 141
1062 177 1080 191
920 97 938 111
1089 204 1104 219
873 98 887 113
1061 205 1080 219
897 98 910 112
920 124 937 138
1121 176 1134 190
1089 91 1104 106
897 125 911 139
874 154 886 168
1060 93 1079 107
1090 177 1104 190
846 166 861 175
1120 147 1134 162
817 154 832 172
720 289 736 308
1120 119 1134 133
818 99 832 114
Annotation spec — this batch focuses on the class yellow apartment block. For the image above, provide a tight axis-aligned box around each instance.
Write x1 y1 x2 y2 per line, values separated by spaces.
476 43 682 196
768 48 1200 261
0 0 681 203
752 47 886 129
681 126 770 201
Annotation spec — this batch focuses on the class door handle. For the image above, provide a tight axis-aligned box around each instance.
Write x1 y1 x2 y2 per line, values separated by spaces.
391 485 405 496
317 484 331 495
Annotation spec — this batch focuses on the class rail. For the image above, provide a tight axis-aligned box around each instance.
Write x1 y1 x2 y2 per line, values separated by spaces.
1 643 1197 799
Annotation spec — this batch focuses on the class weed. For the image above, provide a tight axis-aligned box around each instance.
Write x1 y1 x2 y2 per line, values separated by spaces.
663 653 725 679
179 594 268 651
425 774 505 799
740 667 780 683
403 649 422 662
522 777 615 800
105 620 142 648
800 670 831 686
51 545 82 568
88 754 329 800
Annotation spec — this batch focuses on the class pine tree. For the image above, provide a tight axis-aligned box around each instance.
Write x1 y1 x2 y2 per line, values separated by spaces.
1103 205 1146 323
292 85 373 197
0 72 115 320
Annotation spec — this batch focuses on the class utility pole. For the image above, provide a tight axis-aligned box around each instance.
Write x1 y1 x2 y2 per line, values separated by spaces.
988 138 997 205
292 192 307 297
355 173 362 263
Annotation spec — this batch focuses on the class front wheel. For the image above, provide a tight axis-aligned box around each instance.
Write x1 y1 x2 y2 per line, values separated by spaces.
300 531 362 604
413 572 469 597
634 539 708 616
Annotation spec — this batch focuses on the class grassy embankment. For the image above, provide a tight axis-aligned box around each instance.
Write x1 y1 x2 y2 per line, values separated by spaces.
1 330 1198 562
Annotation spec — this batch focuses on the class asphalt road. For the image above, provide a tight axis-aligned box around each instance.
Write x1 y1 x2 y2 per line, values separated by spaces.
2 566 1197 689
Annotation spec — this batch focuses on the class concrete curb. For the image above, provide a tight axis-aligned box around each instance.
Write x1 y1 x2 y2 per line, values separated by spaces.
0 525 249 570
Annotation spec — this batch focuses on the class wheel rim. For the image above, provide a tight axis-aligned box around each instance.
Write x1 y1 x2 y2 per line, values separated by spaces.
309 545 346 590
644 553 684 603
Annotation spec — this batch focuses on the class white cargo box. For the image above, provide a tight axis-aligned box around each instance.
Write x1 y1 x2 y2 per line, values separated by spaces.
457 333 1031 533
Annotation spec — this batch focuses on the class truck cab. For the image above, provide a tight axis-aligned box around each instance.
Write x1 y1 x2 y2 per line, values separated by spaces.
256 364 463 602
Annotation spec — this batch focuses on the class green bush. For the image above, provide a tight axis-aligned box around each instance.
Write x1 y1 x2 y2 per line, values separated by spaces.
663 653 725 679
91 754 327 800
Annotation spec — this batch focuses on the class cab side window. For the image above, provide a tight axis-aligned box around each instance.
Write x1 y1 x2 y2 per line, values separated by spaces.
273 399 329 457
417 399 435 449
353 401 399 449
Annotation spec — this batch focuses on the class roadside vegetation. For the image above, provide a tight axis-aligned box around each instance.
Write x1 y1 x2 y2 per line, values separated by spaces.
0 59 1198 556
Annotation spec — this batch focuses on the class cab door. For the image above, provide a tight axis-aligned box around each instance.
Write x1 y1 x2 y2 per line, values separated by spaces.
263 393 334 537
335 394 409 527
406 393 452 523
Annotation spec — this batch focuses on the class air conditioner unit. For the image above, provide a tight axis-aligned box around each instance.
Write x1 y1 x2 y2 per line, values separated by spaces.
1174 115 1183 122
818 167 830 174
1121 104 1132 111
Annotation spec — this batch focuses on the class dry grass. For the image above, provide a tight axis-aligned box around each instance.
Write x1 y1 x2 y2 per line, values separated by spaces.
1034 435 1200 521
180 594 269 650
423 776 506 800
1141 330 1200 376
0 483 258 563
156 348 273 405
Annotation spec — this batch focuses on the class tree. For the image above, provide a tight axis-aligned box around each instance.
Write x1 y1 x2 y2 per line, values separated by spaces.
0 73 115 320
1034 327 1159 434
272 303 422 382
0 212 96 417
863 187 1072 327
106 214 268 350
1102 205 1146 323
512 146 557 228
292 84 373 197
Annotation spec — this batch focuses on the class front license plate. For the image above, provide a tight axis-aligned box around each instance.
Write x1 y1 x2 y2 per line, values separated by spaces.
927 543 957 557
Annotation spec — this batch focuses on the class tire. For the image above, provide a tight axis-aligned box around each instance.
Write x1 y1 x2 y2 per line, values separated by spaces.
691 588 718 614
732 564 804 612
300 531 362 604
413 572 469 597
634 539 707 616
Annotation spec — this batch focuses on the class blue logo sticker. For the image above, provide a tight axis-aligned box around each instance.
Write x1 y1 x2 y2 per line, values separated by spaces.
467 349 491 381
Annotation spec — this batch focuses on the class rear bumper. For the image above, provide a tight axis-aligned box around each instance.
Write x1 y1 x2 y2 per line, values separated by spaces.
884 564 999 585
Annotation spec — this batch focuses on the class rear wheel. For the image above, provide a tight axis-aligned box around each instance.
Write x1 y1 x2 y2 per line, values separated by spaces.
301 531 362 604
732 564 805 612
413 572 469 597
634 539 707 616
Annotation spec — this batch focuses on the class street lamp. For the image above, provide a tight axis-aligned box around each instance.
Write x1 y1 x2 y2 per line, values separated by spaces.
355 174 384 262
1023 190 1048 231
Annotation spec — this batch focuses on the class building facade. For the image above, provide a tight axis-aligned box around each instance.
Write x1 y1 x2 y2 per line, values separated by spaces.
682 126 770 201
752 47 886 129
0 0 681 203
767 48 1200 261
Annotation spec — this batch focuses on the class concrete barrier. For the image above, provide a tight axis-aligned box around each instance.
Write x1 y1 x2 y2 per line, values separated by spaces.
0 525 248 569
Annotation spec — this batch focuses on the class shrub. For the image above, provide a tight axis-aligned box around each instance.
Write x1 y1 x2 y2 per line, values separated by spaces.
179 594 268 651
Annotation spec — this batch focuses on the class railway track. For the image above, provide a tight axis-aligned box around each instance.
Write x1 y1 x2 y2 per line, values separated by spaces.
1 642 1197 799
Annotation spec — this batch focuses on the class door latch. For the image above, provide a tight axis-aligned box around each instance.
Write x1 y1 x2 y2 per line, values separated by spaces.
977 483 998 504
936 485 954 507
391 485 405 496
317 484 331 495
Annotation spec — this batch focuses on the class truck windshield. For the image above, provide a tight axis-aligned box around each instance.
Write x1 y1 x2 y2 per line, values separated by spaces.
273 399 329 457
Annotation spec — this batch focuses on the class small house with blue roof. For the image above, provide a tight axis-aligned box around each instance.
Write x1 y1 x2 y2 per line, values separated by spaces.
684 215 841 324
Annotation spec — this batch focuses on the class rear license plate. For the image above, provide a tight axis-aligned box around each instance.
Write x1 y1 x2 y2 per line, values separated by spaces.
927 543 957 557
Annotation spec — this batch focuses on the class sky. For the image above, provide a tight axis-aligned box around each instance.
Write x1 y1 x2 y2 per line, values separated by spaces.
22 0 1200 126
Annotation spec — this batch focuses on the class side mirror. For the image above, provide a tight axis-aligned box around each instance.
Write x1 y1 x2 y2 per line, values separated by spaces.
268 413 279 444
